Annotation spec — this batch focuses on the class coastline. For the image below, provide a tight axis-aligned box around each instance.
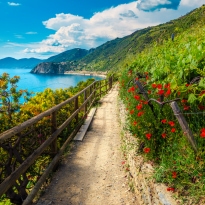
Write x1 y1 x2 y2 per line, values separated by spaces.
64 70 107 78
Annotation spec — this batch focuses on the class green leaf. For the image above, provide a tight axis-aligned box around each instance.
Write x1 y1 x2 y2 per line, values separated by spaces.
188 93 197 104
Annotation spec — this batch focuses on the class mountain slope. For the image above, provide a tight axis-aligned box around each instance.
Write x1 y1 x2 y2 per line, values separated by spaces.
46 48 90 62
77 5 205 71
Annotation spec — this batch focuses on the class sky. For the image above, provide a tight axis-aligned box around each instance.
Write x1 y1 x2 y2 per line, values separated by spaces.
0 0 204 60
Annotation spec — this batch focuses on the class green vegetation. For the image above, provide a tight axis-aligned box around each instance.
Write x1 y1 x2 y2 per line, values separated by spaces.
0 74 96 204
119 5 205 204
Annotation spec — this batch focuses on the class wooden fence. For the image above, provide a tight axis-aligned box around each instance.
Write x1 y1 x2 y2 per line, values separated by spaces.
0 76 114 205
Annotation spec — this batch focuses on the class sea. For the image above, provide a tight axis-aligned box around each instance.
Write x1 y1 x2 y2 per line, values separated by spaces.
0 68 103 103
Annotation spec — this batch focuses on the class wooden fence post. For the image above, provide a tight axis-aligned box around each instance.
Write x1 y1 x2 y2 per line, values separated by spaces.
90 85 92 106
50 111 58 156
84 90 87 114
74 96 79 124
170 101 197 152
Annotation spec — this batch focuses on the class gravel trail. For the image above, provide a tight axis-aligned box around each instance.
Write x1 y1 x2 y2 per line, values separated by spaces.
36 85 138 205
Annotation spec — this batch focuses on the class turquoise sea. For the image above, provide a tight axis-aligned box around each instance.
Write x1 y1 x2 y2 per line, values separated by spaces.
0 68 103 103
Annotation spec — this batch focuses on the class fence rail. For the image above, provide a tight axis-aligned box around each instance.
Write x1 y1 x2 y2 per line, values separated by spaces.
0 75 114 205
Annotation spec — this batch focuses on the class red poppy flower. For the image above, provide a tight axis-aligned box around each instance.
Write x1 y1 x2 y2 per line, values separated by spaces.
148 90 151 94
161 133 166 138
168 121 175 127
152 83 157 88
137 111 144 117
133 121 137 126
136 104 143 110
135 77 139 81
157 84 163 89
158 89 164 95
130 110 134 114
200 128 205 138
201 128 205 132
144 147 150 153
134 95 140 100
171 128 176 133
161 119 167 124
177 91 181 96
145 133 152 140
184 105 190 110
164 83 170 88
172 172 177 179
167 187 175 192
146 76 149 80
186 83 190 87
181 99 187 104
144 101 148 104
165 89 171 96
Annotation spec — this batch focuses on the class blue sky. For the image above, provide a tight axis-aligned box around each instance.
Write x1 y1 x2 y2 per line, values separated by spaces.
0 0 204 59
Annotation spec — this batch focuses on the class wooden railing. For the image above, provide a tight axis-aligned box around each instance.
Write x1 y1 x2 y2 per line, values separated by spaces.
0 76 114 205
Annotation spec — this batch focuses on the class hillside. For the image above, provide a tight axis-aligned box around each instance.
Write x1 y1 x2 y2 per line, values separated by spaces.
46 48 90 63
78 5 205 71
31 5 205 73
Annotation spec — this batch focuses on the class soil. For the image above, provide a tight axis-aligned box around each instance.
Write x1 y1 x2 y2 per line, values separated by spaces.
35 85 139 205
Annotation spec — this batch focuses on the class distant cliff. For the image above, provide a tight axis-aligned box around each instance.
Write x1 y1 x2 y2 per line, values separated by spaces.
30 62 67 74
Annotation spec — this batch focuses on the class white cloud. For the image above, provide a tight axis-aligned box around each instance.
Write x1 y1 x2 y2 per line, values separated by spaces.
137 0 172 11
180 0 205 7
26 32 38 35
8 2 21 6
23 1 205 56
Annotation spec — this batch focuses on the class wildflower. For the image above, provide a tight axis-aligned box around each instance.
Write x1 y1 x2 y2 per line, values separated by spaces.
121 161 126 165
145 133 152 140
152 83 157 88
167 187 175 192
161 133 166 138
148 90 151 94
165 89 171 96
177 91 181 96
144 101 148 104
168 121 175 127
133 121 137 126
158 89 164 95
172 171 177 179
164 83 170 88
171 128 176 133
184 105 190 110
161 119 167 124
130 110 134 115
157 84 163 90
144 147 150 153
200 128 205 138
181 99 187 104
128 86 135 92
146 76 149 80
136 104 143 110
137 111 144 117
186 83 190 87
134 95 140 100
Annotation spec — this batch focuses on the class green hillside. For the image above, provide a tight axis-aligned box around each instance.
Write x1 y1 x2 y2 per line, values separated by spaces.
46 48 89 63
80 5 205 71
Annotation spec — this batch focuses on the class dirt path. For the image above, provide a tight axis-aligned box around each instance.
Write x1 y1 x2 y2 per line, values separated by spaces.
36 86 138 205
